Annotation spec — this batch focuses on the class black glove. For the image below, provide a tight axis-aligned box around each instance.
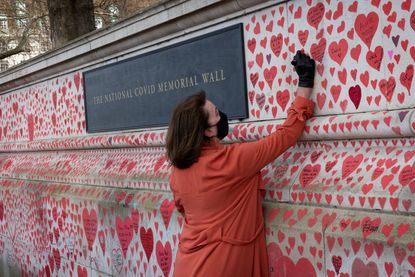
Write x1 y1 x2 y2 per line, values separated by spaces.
291 50 315 88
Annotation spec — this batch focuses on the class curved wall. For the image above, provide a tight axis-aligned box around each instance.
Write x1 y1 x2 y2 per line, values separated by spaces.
0 0 414 276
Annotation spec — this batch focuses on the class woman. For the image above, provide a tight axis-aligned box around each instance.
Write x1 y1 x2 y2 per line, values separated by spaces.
166 51 315 276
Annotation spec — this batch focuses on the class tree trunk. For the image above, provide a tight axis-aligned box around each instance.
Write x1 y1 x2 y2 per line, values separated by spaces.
47 0 95 48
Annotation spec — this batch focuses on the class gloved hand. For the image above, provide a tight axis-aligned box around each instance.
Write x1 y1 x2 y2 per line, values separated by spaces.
291 50 315 88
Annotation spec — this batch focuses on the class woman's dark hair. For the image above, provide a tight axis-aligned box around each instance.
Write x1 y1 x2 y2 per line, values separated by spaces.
166 91 209 169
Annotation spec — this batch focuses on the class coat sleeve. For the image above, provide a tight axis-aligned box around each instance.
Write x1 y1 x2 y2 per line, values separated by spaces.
228 96 314 178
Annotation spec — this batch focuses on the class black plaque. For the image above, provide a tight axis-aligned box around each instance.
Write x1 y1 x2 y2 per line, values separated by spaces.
83 24 247 133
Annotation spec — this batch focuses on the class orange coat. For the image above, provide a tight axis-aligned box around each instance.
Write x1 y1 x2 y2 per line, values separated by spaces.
170 96 314 276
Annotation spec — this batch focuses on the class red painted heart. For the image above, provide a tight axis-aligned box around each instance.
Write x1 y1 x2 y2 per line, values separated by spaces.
400 64 413 93
310 38 326 63
299 164 321 187
264 66 277 89
74 72 81 92
140 227 154 262
342 154 363 179
98 230 106 253
0 201 3 221
247 38 256 54
77 265 88 277
276 89 290 111
268 242 284 274
298 30 309 46
354 12 379 49
160 198 175 230
274 256 317 277
156 241 172 277
352 259 378 277
361 216 381 239
379 77 396 102
116 215 134 258
82 208 97 251
328 39 348 65
332 255 342 274
307 2 325 29
399 165 415 186
270 34 283 57
348 85 361 109
366 46 383 71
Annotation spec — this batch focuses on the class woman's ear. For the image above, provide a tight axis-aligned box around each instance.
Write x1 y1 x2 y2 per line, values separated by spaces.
204 126 216 138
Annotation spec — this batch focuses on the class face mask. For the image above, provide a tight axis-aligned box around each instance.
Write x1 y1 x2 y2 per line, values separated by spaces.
215 110 229 140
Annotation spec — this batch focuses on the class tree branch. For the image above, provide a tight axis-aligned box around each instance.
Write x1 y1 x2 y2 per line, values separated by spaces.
0 25 31 60
0 15 40 60
0 45 25 60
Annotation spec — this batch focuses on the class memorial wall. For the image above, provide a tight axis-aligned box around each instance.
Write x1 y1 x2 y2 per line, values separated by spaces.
0 0 414 276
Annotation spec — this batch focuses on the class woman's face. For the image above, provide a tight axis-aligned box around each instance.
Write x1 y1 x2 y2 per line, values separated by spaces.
203 100 220 138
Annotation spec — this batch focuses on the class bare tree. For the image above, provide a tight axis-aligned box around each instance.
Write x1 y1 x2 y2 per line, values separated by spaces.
0 0 164 63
